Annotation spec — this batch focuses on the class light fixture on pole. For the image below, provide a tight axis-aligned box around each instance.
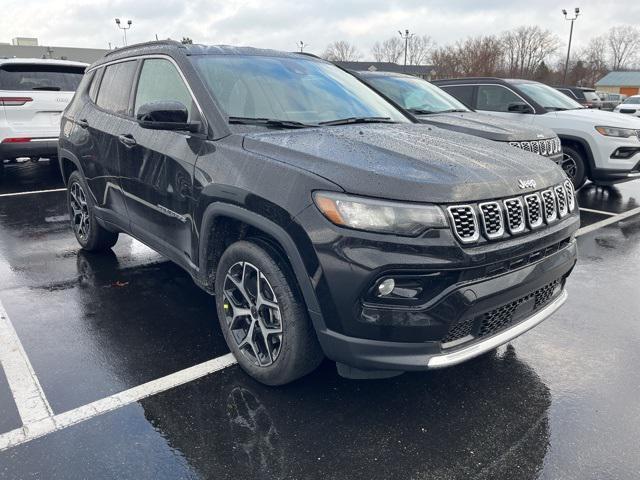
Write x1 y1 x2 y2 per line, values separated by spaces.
398 29 414 71
115 18 133 46
562 7 580 84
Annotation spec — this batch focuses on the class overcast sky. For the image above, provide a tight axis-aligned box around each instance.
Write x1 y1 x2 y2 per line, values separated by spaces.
1 0 638 59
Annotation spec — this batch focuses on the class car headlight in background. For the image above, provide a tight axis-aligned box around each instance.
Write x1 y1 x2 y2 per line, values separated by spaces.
595 126 639 138
313 191 447 236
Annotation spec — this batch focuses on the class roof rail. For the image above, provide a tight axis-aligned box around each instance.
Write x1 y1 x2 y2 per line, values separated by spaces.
104 40 185 57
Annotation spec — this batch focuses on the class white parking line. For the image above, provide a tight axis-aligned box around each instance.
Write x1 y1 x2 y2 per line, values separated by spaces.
0 299 55 436
0 188 66 198
576 206 640 237
578 207 618 217
0 352 237 451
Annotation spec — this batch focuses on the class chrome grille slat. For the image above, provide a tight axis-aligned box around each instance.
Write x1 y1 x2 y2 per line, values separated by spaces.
563 179 575 212
524 193 543 229
503 198 525 234
447 206 480 244
531 141 540 154
478 202 505 239
541 189 557 223
555 185 569 217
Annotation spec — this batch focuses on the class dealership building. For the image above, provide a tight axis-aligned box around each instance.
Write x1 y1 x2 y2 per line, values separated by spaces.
0 37 108 63
595 71 640 97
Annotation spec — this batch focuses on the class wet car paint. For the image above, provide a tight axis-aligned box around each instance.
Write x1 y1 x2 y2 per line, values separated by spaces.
1 169 640 478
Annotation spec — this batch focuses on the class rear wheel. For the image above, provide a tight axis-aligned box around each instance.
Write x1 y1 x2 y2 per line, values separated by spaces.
560 145 587 190
215 240 323 385
67 170 119 251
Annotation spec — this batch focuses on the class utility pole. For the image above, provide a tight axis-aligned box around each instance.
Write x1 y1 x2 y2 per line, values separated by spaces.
115 18 133 46
398 29 414 71
562 7 580 85
297 41 308 53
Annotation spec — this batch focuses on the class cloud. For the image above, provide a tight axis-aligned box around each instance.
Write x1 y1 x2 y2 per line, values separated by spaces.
1 0 639 58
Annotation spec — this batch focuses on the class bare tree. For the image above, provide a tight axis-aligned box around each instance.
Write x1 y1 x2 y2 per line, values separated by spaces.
371 37 404 63
406 35 435 65
322 41 361 62
607 25 640 70
431 45 460 79
502 26 560 78
431 35 503 78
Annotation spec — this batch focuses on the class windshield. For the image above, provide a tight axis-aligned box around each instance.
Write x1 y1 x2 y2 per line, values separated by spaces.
515 82 584 111
191 55 409 125
623 96 640 104
0 64 85 91
364 75 469 114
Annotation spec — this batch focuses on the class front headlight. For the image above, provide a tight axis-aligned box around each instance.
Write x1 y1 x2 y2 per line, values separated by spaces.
595 126 639 138
313 192 448 236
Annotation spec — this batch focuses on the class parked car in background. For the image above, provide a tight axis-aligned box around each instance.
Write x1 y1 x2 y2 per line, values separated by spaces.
614 95 640 117
434 77 640 189
356 70 563 165
0 58 87 181
59 41 578 385
555 86 602 109
598 92 626 111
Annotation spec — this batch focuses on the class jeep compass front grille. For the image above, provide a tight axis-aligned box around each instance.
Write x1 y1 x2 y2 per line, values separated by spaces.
509 138 561 157
447 206 479 243
447 182 574 244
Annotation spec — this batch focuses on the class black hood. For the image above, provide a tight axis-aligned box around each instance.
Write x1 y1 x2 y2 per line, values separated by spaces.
417 111 556 142
241 123 566 203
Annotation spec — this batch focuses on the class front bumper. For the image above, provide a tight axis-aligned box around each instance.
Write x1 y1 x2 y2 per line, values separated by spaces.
0 138 58 160
316 239 576 372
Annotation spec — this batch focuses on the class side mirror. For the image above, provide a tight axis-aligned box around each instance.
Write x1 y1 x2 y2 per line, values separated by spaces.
507 102 533 114
136 101 199 132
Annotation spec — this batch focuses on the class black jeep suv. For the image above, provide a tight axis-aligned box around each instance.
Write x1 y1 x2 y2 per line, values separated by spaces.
59 41 579 385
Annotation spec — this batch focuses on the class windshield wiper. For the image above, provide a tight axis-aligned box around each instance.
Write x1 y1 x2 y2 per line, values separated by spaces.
408 108 434 115
436 109 468 113
318 116 395 126
228 117 314 129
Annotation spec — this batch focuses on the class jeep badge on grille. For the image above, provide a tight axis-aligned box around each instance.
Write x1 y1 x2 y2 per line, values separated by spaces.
518 179 537 189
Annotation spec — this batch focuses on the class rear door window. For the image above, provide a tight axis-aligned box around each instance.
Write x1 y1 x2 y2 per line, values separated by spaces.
0 64 85 91
88 68 103 103
476 85 522 112
96 61 137 115
441 85 475 109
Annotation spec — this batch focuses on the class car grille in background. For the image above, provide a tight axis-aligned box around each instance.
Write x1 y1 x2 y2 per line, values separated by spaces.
620 109 637 114
446 206 479 243
509 138 561 157
442 278 563 347
447 182 574 244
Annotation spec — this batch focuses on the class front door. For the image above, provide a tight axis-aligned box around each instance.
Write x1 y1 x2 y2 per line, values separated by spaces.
118 57 205 266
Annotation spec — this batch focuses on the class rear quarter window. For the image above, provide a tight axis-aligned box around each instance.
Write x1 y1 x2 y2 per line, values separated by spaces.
95 61 137 115
0 64 85 91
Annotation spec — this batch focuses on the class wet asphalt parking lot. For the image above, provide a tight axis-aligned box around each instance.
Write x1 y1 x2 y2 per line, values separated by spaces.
0 161 640 480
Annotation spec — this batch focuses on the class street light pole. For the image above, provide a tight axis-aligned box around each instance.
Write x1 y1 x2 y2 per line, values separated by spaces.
115 18 133 46
562 7 580 85
398 29 414 71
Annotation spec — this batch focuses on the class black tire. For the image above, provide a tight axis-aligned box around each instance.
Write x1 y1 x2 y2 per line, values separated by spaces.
560 145 587 190
67 170 119 251
215 240 323 385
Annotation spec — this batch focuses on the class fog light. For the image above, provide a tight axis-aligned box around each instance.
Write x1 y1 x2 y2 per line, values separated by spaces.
377 278 396 297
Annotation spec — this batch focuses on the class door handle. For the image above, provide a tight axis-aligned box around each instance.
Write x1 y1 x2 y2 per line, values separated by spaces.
118 134 137 148
77 119 89 129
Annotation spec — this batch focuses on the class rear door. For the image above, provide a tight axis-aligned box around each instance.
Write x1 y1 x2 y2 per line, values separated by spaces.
119 57 205 267
0 63 85 140
82 60 138 223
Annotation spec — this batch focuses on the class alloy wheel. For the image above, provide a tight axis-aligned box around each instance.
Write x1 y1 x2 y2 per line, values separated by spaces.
69 182 90 242
222 261 283 367
560 153 578 180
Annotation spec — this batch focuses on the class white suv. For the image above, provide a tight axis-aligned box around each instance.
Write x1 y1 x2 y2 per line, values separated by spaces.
614 96 640 118
0 58 87 180
434 78 640 189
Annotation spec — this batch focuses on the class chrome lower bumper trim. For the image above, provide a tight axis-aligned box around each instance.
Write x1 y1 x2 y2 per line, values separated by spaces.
427 289 568 368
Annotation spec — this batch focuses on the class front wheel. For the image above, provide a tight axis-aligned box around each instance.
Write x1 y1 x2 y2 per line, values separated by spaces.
67 170 119 251
215 240 323 385
560 145 587 190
